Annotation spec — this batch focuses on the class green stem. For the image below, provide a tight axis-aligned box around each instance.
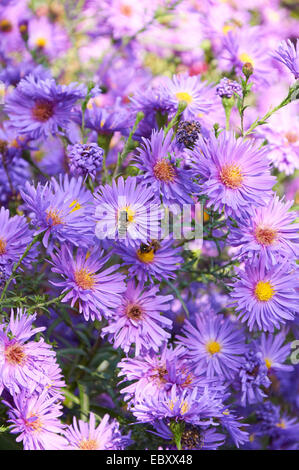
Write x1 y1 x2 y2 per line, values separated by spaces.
164 101 187 138
113 111 144 178
0 234 41 303
27 290 71 314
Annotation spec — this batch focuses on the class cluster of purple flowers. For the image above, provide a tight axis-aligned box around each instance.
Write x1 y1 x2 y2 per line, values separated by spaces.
0 0 298 452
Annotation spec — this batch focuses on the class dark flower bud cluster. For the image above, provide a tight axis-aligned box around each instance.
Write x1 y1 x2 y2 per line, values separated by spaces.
176 120 201 148
216 78 242 98
67 142 104 180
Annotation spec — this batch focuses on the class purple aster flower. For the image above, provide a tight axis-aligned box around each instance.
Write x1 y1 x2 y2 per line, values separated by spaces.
230 257 299 332
5 74 86 139
131 385 222 427
101 280 173 355
130 86 172 117
159 73 216 120
273 39 299 80
67 142 104 180
229 195 299 264
134 129 196 206
0 207 36 272
0 309 56 396
50 244 126 322
254 402 299 450
255 331 293 373
95 176 161 247
77 104 132 136
190 132 276 217
4 390 67 450
20 174 96 249
220 27 272 85
219 407 249 448
215 77 242 98
27 16 70 59
118 345 219 402
114 237 183 284
237 350 271 406
176 313 246 379
64 412 132 450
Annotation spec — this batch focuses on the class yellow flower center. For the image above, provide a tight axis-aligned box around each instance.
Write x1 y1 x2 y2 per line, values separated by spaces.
222 24 234 35
0 237 7 255
180 400 189 415
74 268 95 290
265 358 272 369
206 341 222 355
79 438 99 450
254 281 275 302
239 52 255 67
220 164 243 189
153 159 176 182
276 420 286 429
5 343 27 366
69 199 82 213
35 37 47 48
175 91 193 104
255 225 277 246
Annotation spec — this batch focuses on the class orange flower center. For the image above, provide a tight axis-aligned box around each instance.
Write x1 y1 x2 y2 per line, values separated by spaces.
46 209 64 226
153 159 176 183
32 100 54 122
255 225 277 246
5 343 26 366
0 237 7 255
285 131 298 144
0 19 13 33
220 164 243 189
79 438 99 450
26 414 42 432
120 4 133 16
137 247 155 263
74 268 95 290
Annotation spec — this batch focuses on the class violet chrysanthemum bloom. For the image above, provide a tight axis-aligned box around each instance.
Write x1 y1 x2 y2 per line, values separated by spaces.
50 244 126 322
255 332 293 373
114 238 183 284
67 143 104 180
118 345 216 402
64 412 132 450
254 403 299 450
190 132 275 217
20 174 95 248
237 350 271 406
131 385 222 427
176 313 246 379
102 280 173 355
220 27 272 85
231 258 299 332
215 77 242 98
160 73 215 120
0 207 36 271
4 74 86 139
229 195 299 263
134 129 196 206
95 176 161 247
4 390 67 450
273 39 299 80
0 309 56 396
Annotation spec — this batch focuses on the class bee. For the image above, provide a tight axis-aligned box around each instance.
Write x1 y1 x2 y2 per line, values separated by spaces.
139 239 161 254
